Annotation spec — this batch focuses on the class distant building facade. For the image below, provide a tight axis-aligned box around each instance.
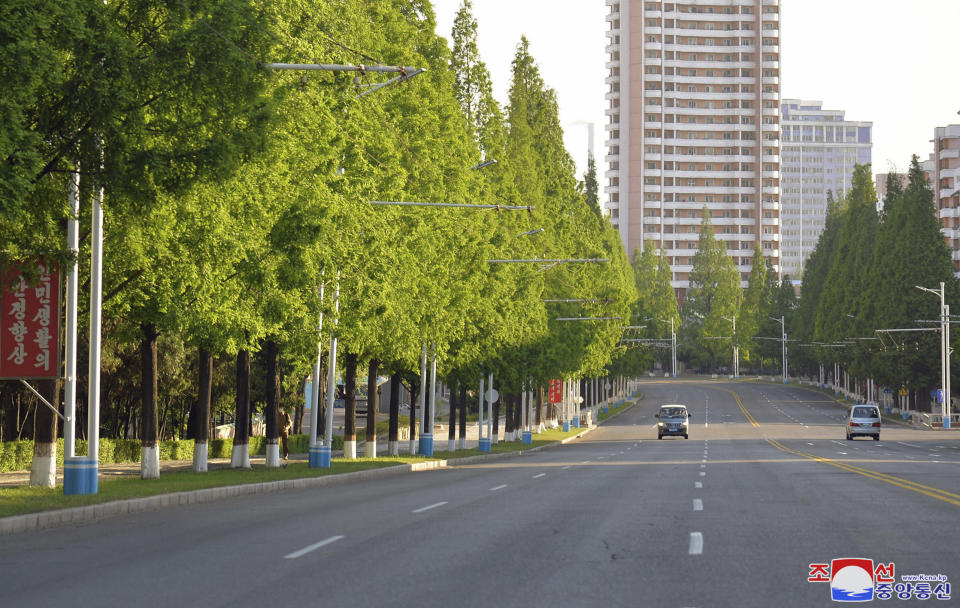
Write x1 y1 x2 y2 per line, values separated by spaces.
933 125 960 275
875 172 906 211
604 0 782 297
779 99 871 279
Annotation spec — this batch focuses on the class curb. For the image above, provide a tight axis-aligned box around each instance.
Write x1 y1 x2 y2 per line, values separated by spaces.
0 459 445 537
2 399 647 536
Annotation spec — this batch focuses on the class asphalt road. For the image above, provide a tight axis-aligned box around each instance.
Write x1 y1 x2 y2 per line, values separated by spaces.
2 380 959 607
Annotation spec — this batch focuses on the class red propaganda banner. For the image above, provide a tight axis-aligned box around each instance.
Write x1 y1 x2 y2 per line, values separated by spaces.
548 379 562 404
0 259 60 379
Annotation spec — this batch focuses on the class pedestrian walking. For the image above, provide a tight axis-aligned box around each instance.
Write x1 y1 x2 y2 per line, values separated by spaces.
279 406 292 459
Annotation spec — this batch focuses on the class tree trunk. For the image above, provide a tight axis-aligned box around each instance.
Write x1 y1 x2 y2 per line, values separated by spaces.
388 372 400 456
365 359 380 458
504 392 515 441
231 347 251 468
29 379 59 487
140 323 160 479
193 347 213 472
343 352 358 458
264 340 281 468
446 380 457 451
492 389 500 444
317 353 327 443
535 387 543 428
457 384 467 449
409 379 419 454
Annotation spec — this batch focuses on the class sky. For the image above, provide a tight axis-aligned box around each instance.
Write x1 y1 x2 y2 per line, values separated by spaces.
431 0 960 181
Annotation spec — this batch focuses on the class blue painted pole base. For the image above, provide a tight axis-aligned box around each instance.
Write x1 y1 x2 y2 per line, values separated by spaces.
521 431 532 444
945 417 952 429
478 437 491 452
602 407 609 414
419 433 434 457
64 457 98 495
572 418 580 428
309 446 331 468
562 421 571 432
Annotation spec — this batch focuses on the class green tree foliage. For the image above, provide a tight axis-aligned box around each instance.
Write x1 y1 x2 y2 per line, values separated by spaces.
682 208 741 371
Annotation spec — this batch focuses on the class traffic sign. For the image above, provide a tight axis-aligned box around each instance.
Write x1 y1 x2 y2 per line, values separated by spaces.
485 388 499 403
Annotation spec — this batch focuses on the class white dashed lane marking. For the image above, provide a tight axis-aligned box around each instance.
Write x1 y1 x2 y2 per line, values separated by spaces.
489 484 507 491
693 499 703 511
412 502 448 513
284 535 344 559
689 532 704 555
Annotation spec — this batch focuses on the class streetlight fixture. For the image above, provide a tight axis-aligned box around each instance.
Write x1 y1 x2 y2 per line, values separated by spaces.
723 315 739 378
769 315 787 384
916 283 951 428
470 159 498 170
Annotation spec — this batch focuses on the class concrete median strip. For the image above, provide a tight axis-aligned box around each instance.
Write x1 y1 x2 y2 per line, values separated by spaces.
1 401 642 537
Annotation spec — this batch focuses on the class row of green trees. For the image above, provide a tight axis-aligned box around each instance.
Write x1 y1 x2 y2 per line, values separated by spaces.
2 1 649 482
792 158 959 407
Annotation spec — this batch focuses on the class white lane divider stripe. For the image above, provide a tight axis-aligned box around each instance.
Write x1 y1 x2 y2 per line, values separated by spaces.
695 481 703 488
533 473 546 479
699 471 706 476
285 535 344 559
693 499 703 511
412 501 448 513
689 532 704 555
561 465 571 470
489 484 508 491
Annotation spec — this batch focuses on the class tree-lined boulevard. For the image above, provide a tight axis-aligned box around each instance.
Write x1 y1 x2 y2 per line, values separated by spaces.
2 379 959 607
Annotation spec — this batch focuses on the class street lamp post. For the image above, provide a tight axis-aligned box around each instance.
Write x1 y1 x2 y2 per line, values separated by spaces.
916 283 951 429
723 315 738 379
770 316 787 384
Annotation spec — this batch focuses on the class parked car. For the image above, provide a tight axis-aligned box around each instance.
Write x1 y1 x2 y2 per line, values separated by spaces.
656 404 691 439
845 404 881 441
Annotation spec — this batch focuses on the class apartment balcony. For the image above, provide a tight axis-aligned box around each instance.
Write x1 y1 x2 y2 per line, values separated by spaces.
762 171 780 179
762 106 779 116
604 154 620 164
604 107 620 117
762 61 779 69
762 76 780 85
953 250 960 262
606 27 621 38
675 107 755 117
762 201 780 211
603 185 620 195
672 43 755 53
645 10 661 18
604 169 620 179
605 91 621 102
605 74 620 85
761 217 781 226
605 11 619 22
761 44 780 52
762 186 780 195
940 149 960 159
646 42 663 50
663 186 754 194
644 216 662 224
942 188 960 200
645 26 663 35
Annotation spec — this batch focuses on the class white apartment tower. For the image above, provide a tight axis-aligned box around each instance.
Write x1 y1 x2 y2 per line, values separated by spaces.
780 100 872 279
605 0 782 296
933 125 960 276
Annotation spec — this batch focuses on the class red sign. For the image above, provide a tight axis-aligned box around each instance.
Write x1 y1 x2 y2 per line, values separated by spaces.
548 379 562 404
1 259 60 378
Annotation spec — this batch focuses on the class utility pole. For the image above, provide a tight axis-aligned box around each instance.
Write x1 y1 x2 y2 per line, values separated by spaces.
724 315 738 379
917 283 951 429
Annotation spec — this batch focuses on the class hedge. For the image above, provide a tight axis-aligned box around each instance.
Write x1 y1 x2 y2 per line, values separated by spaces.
0 434 347 473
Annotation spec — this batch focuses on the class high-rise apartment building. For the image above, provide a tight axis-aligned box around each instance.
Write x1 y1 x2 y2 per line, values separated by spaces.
932 125 960 275
604 0 781 296
780 100 872 278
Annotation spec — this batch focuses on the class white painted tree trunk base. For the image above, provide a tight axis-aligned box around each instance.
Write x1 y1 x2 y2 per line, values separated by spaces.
388 440 399 456
343 440 356 459
408 439 416 455
193 441 208 473
364 440 376 458
231 444 251 468
447 439 455 452
141 445 160 479
29 444 57 488
491 436 499 445
458 438 466 450
265 443 281 468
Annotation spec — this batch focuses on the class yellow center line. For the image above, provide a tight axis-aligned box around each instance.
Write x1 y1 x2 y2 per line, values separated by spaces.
715 387 759 427
766 439 960 507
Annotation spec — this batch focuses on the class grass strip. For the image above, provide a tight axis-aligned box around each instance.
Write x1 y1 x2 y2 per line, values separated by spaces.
0 427 586 518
